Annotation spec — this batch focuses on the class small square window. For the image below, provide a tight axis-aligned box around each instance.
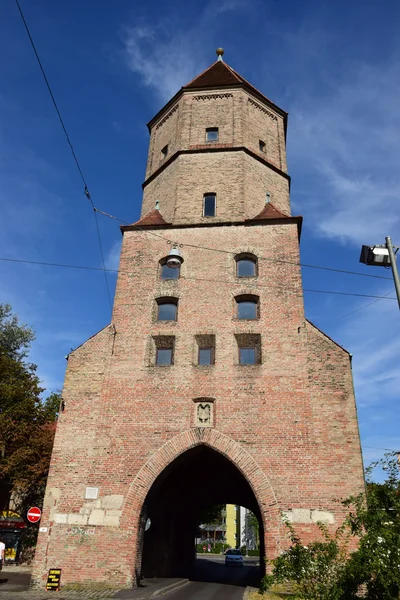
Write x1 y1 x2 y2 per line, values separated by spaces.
237 301 257 320
204 193 216 217
206 127 219 142
259 140 266 152
157 303 177 321
161 263 179 280
161 144 168 158
239 348 256 365
235 334 261 365
199 348 212 365
237 259 256 278
195 334 215 366
156 348 173 365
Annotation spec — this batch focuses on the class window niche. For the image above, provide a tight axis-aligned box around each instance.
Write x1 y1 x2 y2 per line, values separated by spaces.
235 294 259 320
193 397 215 427
235 253 258 278
161 144 169 159
235 333 261 365
156 297 178 321
195 334 215 366
153 335 175 366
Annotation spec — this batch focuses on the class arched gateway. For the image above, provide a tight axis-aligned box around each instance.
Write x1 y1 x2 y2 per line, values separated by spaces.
32 51 365 590
122 428 282 582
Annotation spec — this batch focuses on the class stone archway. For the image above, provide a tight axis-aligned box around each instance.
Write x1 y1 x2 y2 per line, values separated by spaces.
121 428 282 585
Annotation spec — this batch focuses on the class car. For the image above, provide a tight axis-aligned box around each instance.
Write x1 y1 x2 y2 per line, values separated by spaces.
225 548 243 567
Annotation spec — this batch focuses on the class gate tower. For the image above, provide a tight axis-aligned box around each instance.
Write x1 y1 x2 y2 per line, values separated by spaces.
32 50 365 589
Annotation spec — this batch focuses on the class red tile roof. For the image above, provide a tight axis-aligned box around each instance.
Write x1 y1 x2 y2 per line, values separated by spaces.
129 209 171 228
247 202 291 221
184 61 281 112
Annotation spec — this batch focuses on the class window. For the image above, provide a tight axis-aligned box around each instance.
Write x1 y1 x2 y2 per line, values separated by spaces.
199 348 212 365
203 193 216 217
156 297 178 321
161 144 168 158
195 334 215 365
236 254 257 278
259 139 266 152
236 295 259 320
235 334 261 365
156 348 173 365
239 348 256 365
160 262 180 280
153 335 175 366
206 127 219 142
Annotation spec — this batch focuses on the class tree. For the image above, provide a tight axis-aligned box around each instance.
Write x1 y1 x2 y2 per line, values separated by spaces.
197 504 226 548
0 304 60 555
244 510 260 549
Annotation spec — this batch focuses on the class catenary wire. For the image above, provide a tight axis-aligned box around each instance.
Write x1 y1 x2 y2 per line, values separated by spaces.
0 257 397 301
15 0 113 311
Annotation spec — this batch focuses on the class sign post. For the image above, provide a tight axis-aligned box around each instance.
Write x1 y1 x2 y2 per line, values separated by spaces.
27 507 41 524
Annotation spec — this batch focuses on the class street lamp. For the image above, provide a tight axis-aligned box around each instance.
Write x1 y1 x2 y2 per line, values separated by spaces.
360 236 400 310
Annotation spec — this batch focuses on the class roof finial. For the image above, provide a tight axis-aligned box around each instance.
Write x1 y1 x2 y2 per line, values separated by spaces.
216 48 224 62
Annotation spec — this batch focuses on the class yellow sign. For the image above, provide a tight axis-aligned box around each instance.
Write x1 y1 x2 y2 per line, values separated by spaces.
46 569 62 591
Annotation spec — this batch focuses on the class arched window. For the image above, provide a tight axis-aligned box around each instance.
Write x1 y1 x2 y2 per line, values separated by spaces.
235 253 257 278
159 258 180 280
235 294 259 320
156 297 178 321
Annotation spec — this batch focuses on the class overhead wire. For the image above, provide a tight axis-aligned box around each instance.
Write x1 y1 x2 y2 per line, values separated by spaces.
15 0 113 311
12 0 395 316
0 256 397 302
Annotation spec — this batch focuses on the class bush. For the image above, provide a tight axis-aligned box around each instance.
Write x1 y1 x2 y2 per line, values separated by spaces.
260 521 350 600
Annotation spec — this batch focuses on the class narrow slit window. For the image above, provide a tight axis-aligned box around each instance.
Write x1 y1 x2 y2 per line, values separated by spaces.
161 144 169 158
203 193 216 217
206 127 219 142
259 139 266 152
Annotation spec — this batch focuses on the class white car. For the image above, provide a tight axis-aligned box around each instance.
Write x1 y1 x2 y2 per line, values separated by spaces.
225 549 243 567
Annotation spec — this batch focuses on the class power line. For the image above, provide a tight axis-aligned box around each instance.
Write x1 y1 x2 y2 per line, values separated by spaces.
0 256 397 301
15 0 112 311
94 210 393 282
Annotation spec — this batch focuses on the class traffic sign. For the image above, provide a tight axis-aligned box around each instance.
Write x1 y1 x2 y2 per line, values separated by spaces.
27 507 41 523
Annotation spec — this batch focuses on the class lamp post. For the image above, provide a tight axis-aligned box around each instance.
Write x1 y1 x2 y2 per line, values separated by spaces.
360 237 400 310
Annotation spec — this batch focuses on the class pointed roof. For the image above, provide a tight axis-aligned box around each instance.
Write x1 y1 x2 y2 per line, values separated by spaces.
245 202 303 237
120 209 171 232
247 202 291 221
147 55 287 132
183 60 279 111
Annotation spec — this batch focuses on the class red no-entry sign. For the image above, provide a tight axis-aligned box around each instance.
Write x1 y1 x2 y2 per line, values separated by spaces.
27 507 41 523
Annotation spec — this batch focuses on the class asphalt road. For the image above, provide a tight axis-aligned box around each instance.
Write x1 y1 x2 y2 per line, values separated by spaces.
165 555 260 599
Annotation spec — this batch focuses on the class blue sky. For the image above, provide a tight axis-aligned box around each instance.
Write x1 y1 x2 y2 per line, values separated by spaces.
1 0 400 470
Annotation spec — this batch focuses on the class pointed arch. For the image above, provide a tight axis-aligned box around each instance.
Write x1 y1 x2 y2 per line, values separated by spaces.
121 427 283 570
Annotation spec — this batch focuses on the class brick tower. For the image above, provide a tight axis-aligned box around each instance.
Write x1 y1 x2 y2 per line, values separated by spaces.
32 50 365 589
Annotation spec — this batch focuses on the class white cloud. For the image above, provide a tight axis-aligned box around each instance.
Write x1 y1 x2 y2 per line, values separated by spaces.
120 0 249 101
289 59 400 244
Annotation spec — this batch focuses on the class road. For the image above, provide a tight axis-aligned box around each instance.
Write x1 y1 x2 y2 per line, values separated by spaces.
166 555 260 599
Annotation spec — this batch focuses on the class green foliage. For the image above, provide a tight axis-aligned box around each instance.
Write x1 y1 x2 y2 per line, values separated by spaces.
0 304 60 557
260 520 350 600
261 453 400 600
341 453 400 599
0 304 35 361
